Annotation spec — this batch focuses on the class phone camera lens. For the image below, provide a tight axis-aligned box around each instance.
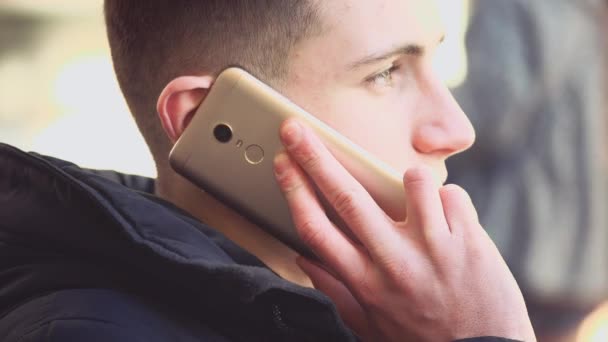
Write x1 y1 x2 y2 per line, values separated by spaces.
213 124 233 143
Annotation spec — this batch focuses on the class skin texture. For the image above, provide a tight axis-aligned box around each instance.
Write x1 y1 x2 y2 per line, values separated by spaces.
280 0 474 182
154 0 535 340
274 119 535 341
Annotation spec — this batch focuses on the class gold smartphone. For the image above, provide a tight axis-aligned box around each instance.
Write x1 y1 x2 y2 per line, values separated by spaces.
170 67 405 257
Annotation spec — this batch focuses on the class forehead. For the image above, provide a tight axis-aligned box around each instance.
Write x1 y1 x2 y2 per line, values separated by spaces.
288 0 444 81
319 0 443 42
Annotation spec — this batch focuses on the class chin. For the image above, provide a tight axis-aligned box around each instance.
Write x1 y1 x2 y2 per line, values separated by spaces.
441 169 449 183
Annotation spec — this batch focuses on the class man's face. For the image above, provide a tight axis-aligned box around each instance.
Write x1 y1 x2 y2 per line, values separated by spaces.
281 0 475 183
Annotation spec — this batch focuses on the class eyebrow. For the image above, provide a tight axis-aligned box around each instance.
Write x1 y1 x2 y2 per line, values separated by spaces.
348 36 445 71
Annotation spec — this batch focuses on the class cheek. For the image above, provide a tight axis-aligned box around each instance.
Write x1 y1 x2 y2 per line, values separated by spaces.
316 90 420 174
282 79 425 174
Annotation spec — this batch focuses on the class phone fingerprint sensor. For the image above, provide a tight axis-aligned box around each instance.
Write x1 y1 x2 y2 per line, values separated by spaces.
245 145 264 165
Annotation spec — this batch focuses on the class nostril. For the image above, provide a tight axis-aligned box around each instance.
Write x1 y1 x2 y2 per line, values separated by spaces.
412 120 475 157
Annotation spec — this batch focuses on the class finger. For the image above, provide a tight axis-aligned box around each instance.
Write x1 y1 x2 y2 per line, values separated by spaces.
279 119 398 259
274 152 367 283
439 184 480 236
297 257 371 340
403 167 450 237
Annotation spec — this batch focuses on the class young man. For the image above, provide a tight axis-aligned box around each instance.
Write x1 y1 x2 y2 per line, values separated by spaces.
0 1 535 341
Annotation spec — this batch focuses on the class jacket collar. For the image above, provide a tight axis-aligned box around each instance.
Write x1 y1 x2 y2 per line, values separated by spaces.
0 143 354 341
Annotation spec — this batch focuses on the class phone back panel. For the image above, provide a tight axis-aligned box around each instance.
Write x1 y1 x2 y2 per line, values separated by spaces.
170 68 405 257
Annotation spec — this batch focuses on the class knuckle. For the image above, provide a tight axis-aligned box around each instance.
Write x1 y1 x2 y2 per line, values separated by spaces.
355 258 416 309
463 221 485 237
284 181 306 197
297 218 326 248
465 228 493 259
353 262 379 307
332 189 359 217
404 178 428 193
380 255 418 293
277 169 303 195
465 240 487 264
357 279 378 308
294 143 322 172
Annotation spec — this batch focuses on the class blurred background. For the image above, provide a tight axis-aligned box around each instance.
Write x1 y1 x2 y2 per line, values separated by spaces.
0 1 606 341
0 0 153 176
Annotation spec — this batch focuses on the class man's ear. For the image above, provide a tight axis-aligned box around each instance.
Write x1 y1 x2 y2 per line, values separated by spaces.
157 75 215 143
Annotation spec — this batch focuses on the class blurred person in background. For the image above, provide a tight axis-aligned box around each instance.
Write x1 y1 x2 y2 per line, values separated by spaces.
447 0 608 341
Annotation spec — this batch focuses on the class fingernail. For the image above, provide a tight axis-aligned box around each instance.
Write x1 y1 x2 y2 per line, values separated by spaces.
273 152 291 178
281 120 302 148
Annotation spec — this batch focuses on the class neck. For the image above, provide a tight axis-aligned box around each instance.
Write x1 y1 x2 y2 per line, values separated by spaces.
155 172 312 288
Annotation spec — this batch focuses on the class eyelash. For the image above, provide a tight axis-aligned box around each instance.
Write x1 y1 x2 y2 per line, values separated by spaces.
367 64 401 86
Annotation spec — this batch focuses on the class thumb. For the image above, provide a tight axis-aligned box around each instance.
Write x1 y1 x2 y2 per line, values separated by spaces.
297 257 370 339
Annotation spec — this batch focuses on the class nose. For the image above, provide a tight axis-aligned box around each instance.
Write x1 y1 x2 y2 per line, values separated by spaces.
412 81 476 158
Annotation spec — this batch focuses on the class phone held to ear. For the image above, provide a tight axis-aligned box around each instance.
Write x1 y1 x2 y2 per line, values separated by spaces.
169 67 405 258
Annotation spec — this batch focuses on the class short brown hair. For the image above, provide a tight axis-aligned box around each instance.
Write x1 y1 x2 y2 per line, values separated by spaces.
104 1 322 169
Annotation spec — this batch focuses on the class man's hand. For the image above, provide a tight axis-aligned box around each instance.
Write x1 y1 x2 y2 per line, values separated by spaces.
273 119 536 342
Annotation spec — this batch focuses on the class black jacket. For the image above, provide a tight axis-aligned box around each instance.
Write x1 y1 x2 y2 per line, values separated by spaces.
0 143 521 342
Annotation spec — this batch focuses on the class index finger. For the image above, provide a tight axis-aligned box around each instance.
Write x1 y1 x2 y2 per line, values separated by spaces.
279 118 400 260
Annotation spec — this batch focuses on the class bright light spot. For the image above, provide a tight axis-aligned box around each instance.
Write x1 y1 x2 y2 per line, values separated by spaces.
52 56 124 113
577 303 608 342
434 0 470 88
32 56 156 177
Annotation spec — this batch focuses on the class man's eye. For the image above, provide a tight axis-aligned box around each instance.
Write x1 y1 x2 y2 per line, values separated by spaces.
367 65 400 87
